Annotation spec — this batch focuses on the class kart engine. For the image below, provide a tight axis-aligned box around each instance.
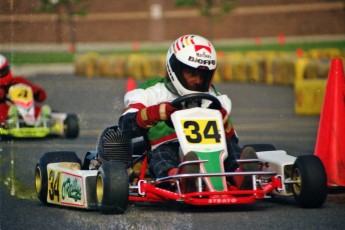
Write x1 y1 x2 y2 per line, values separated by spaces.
96 126 132 167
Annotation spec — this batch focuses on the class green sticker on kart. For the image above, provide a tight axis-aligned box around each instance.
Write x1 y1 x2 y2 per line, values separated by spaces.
196 150 226 191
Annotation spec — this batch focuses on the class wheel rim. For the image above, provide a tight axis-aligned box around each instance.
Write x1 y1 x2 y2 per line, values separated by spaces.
35 167 42 194
96 174 104 203
292 168 302 196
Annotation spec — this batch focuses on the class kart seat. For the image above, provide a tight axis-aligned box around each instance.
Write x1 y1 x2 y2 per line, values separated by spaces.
58 162 81 170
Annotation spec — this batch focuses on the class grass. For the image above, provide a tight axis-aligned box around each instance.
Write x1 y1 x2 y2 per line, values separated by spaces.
4 52 75 65
3 40 345 65
217 40 345 53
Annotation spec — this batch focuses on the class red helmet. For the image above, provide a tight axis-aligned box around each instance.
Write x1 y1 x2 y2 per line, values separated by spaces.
0 54 12 86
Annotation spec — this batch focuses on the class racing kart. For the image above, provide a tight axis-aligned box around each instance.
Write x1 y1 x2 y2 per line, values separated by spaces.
0 83 79 139
35 93 328 214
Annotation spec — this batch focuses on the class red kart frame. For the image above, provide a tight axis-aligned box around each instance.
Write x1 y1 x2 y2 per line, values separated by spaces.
128 152 283 206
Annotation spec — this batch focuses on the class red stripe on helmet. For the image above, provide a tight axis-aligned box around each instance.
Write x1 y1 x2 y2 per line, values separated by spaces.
175 41 180 51
190 36 195 45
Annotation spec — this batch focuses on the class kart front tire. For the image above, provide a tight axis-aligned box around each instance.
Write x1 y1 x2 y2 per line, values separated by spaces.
96 161 129 214
64 113 79 139
291 155 327 208
35 151 81 204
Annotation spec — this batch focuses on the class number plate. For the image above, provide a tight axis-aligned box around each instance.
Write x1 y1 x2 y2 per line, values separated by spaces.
9 84 33 101
181 119 221 144
172 107 226 154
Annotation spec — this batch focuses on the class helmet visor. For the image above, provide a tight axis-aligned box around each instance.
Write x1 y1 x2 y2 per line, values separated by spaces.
180 65 214 92
169 54 214 92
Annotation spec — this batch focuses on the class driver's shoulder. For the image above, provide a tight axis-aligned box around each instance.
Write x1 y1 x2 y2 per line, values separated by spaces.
138 77 166 89
126 81 174 106
11 76 31 84
139 78 175 100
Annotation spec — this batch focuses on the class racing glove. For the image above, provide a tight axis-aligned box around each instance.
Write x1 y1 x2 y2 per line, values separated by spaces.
136 102 177 129
219 107 235 139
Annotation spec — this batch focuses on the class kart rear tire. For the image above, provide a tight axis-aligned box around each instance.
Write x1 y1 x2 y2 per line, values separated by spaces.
96 161 129 214
35 151 82 204
64 113 79 139
291 155 327 208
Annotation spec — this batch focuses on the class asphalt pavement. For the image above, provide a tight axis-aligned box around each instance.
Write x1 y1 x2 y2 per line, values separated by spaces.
1 75 345 230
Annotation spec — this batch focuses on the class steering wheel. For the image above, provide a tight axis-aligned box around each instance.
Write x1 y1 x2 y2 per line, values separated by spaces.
171 93 222 110
165 93 222 128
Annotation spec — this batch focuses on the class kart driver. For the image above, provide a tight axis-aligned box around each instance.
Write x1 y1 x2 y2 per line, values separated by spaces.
0 54 48 127
118 35 257 189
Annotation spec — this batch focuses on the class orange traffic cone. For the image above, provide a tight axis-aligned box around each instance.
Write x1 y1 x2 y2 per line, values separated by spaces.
314 58 345 187
278 33 285 45
126 77 136 92
296 48 304 58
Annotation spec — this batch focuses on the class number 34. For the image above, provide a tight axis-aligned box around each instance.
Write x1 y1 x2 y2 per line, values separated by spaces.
182 120 221 144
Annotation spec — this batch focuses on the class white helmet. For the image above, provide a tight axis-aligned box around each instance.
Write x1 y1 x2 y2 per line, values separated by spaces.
166 35 217 96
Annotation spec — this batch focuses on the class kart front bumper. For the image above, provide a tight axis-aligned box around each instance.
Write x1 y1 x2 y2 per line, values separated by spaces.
0 123 63 138
129 171 283 206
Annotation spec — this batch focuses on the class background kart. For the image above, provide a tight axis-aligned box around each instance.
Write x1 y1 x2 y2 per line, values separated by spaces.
0 83 79 139
35 93 328 214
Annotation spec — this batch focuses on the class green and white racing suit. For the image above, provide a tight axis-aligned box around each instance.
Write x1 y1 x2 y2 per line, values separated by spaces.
118 77 239 178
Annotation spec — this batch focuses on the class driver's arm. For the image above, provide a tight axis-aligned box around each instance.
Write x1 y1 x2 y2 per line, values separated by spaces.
118 88 176 137
119 102 176 136
118 111 147 138
216 94 237 141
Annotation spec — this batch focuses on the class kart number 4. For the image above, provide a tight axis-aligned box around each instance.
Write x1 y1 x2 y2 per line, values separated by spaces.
9 86 33 101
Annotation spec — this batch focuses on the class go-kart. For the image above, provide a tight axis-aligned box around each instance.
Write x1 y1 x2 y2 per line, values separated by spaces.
34 93 327 214
0 83 79 139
